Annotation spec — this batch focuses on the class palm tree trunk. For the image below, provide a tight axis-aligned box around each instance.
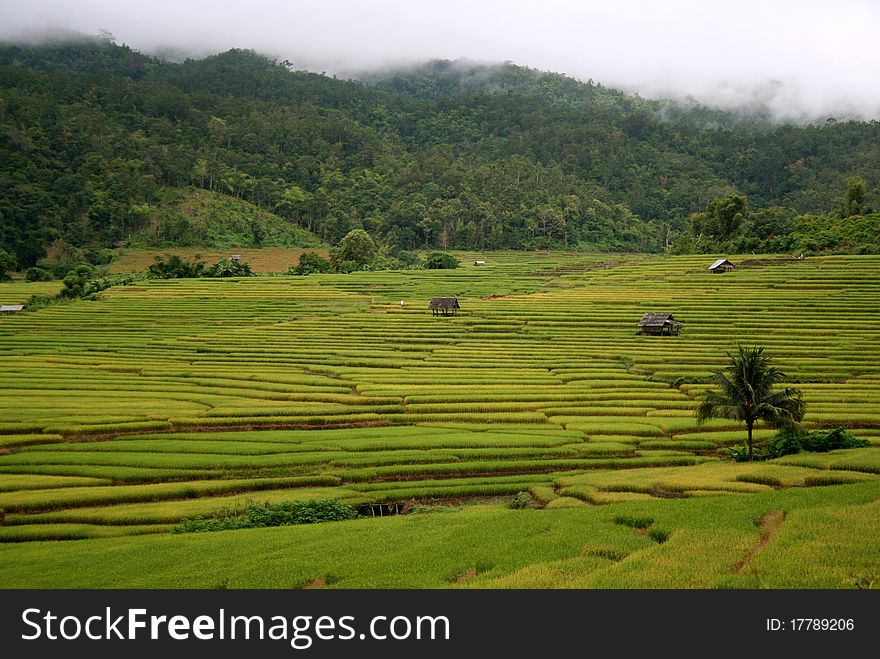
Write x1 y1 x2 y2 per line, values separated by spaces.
747 421 754 462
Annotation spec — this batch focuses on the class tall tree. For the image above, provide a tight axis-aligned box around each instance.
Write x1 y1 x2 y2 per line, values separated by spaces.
696 346 806 461
842 176 866 217
330 228 377 270
0 248 16 280
691 192 749 244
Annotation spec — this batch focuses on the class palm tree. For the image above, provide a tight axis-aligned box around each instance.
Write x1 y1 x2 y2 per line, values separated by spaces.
696 346 806 461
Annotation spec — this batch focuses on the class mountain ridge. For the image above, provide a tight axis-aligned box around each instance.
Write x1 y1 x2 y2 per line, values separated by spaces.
0 36 877 272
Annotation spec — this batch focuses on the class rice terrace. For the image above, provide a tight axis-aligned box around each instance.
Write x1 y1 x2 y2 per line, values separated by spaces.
1 252 878 589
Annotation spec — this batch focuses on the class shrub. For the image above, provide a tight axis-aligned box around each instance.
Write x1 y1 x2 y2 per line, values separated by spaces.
330 229 377 270
24 267 54 282
172 499 357 533
765 428 870 458
336 259 362 274
57 266 134 300
424 251 460 269
207 258 254 277
289 252 331 275
243 499 357 526
146 255 254 278
60 264 96 298
394 250 423 268
508 491 535 509
148 254 205 279
729 444 759 462
730 427 870 462
0 248 15 280
25 295 52 311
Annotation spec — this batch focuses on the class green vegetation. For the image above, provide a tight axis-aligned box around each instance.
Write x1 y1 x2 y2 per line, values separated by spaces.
1 481 878 587
330 229 377 272
697 346 806 461
731 427 871 462
2 38 880 274
0 251 878 587
290 252 332 275
424 252 460 269
146 254 255 278
0 35 878 589
173 498 358 533
508 491 536 509
0 249 15 280
131 187 322 249
148 254 208 279
24 267 54 282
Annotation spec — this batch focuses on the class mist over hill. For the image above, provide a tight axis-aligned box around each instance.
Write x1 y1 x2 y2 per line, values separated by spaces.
0 36 878 272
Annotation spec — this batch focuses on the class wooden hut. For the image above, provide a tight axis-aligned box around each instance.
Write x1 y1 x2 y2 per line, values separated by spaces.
0 305 24 315
708 258 735 273
429 297 460 316
637 312 683 336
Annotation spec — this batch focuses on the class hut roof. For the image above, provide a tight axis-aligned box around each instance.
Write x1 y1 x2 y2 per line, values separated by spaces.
0 305 24 312
637 312 682 328
708 259 735 270
429 297 460 310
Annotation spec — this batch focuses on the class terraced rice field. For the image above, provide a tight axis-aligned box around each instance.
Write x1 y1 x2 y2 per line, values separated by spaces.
1 253 879 587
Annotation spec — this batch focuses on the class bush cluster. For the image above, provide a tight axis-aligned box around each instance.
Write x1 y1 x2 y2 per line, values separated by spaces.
56 265 142 301
289 252 332 275
172 499 358 533
147 255 255 278
290 230 459 275
24 267 54 282
508 491 536 509
289 249 459 275
424 252 460 269
729 427 870 462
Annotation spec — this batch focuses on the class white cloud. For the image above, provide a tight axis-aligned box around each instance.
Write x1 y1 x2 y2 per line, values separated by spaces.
2 0 879 118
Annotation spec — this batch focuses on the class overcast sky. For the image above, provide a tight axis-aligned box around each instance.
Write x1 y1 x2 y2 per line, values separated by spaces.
3 0 879 119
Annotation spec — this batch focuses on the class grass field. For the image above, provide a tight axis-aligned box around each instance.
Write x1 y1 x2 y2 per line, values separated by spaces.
109 247 330 274
0 252 878 587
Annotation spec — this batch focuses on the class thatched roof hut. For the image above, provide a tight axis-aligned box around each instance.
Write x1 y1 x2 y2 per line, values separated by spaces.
429 297 460 316
637 312 683 335
708 259 735 273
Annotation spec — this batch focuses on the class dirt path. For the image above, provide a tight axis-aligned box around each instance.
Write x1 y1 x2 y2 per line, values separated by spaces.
735 509 785 574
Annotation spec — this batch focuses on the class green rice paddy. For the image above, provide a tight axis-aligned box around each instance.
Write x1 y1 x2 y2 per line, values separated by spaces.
0 252 878 587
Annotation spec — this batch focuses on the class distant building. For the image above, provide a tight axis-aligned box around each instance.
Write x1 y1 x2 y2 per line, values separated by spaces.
429 297 461 316
708 259 735 273
637 312 683 336
231 255 241 261
0 305 25 314
474 260 486 266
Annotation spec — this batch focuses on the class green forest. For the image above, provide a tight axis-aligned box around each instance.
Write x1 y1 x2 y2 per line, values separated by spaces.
1 35 878 272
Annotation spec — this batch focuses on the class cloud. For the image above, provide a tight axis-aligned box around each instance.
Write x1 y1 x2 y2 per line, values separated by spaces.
2 0 879 119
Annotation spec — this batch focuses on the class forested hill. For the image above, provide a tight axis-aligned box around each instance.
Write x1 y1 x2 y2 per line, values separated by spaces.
1 37 878 271
360 58 767 129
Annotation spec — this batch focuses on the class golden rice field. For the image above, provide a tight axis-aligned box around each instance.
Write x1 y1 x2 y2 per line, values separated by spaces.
109 247 329 274
0 252 878 588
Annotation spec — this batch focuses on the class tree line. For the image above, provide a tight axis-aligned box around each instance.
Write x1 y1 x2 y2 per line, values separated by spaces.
1 37 878 273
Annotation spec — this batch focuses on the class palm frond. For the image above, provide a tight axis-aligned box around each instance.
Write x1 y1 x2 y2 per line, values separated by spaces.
695 346 805 439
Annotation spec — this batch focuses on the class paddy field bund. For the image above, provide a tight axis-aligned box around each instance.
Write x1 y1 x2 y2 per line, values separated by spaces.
0 253 878 588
